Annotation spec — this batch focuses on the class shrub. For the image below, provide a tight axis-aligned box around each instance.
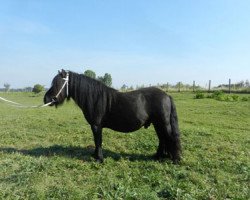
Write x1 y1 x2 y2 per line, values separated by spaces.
232 95 240 101
211 91 224 99
241 97 249 101
225 96 234 102
216 95 226 101
32 84 44 94
194 90 249 102
194 92 205 99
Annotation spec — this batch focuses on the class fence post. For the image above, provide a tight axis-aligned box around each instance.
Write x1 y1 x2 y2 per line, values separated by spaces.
178 82 181 92
208 80 211 93
193 81 195 92
229 79 231 93
166 82 169 92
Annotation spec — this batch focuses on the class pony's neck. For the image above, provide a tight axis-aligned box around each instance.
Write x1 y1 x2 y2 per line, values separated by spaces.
68 71 117 123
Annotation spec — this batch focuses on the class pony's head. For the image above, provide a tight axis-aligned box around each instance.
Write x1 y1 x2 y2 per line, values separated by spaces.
44 69 69 107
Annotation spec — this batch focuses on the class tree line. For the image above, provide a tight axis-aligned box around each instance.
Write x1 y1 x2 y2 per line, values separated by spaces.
1 70 249 94
1 70 113 94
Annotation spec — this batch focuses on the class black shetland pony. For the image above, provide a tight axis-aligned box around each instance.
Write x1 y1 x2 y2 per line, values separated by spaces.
44 70 181 163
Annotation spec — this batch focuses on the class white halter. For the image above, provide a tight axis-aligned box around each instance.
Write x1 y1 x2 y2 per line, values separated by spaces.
54 71 69 99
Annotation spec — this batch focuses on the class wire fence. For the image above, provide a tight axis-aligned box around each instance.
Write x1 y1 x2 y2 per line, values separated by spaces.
1 79 250 94
143 79 250 94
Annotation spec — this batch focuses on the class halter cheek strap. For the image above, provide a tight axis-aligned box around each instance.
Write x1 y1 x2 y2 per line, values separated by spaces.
63 72 69 98
54 71 69 99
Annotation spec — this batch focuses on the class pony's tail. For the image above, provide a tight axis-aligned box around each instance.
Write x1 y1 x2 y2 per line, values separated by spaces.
169 96 181 163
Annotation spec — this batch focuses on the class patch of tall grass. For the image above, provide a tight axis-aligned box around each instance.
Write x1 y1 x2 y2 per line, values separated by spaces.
194 91 250 102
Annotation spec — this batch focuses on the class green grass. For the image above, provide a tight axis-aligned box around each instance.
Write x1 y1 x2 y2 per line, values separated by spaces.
0 92 249 199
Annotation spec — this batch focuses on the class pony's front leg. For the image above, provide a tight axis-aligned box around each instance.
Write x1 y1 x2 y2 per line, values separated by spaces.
91 125 103 163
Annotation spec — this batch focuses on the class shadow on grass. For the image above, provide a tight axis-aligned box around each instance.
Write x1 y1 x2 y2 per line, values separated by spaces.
0 145 153 162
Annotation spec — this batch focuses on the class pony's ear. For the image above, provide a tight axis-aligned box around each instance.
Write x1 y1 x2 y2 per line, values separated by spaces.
59 69 67 78
61 69 67 76
58 69 67 76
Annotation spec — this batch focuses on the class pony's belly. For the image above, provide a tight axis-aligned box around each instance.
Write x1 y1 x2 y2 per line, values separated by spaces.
109 126 142 133
105 119 143 133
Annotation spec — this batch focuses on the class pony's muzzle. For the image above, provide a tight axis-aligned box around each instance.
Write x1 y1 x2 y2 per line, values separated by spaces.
51 97 58 104
44 95 55 106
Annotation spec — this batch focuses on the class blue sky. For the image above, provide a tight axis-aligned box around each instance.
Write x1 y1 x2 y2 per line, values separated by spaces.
0 0 250 88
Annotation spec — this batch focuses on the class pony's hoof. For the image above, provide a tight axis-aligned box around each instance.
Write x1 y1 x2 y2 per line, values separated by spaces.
91 153 104 163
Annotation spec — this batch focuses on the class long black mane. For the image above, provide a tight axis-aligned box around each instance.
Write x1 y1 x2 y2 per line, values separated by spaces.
68 72 117 122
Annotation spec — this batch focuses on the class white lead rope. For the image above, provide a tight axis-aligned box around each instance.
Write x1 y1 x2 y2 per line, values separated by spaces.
0 72 69 109
0 96 23 105
0 96 54 108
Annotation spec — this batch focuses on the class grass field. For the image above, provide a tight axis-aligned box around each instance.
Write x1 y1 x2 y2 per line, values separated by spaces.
0 92 249 199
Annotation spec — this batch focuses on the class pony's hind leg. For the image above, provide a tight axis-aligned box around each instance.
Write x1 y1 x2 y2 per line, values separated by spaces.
153 122 168 160
153 121 181 164
164 123 181 163
153 95 181 163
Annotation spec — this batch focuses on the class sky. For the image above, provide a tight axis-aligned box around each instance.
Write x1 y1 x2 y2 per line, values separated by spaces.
0 0 250 89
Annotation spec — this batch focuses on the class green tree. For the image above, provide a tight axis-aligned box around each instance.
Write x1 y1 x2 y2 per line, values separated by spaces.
32 84 44 94
98 73 112 87
84 70 96 79
103 73 112 87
